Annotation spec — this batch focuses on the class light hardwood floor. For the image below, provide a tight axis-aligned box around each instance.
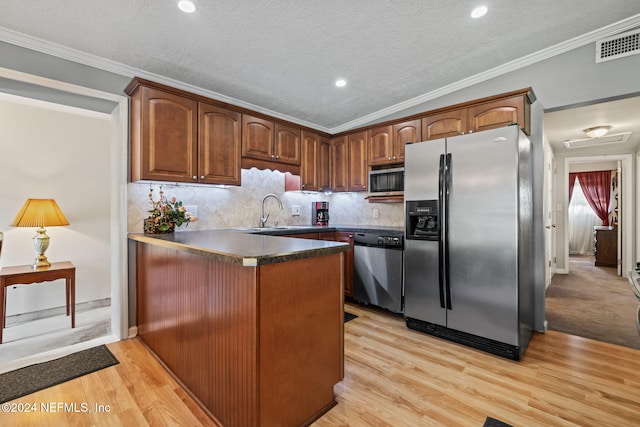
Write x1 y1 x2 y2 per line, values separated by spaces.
4 302 640 426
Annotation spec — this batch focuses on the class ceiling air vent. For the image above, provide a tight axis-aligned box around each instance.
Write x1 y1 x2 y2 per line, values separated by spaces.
596 29 640 63
563 132 631 149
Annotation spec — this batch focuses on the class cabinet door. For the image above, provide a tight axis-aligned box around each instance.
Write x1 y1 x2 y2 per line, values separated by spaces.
467 96 526 134
139 87 198 182
330 137 348 192
368 125 393 166
242 114 274 161
421 109 467 141
318 137 331 192
300 131 318 191
335 232 354 297
348 131 368 192
198 103 241 185
274 123 301 165
393 119 421 162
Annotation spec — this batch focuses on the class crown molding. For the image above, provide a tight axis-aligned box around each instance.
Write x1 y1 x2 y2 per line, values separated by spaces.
0 27 331 133
329 13 640 134
2 13 640 136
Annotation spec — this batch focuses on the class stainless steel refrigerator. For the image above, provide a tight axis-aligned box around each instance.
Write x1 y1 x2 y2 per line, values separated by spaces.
403 126 534 360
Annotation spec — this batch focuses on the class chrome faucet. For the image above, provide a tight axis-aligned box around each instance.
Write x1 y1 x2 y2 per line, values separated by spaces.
259 193 283 228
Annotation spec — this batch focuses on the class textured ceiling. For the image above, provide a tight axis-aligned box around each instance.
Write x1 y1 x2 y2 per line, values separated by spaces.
0 1 639 132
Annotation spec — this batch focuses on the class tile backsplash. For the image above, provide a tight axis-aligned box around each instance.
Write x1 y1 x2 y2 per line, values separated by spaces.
127 168 404 233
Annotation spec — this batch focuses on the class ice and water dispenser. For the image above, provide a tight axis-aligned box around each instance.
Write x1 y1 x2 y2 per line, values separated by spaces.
406 200 439 240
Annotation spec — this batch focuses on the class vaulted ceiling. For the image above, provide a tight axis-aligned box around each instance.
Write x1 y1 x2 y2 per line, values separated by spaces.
1 1 639 137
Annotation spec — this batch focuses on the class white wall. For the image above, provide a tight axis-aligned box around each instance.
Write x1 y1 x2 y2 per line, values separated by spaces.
0 93 112 316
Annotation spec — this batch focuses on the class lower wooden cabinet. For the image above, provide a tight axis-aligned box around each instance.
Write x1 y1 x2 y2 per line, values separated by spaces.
318 232 355 297
288 231 354 297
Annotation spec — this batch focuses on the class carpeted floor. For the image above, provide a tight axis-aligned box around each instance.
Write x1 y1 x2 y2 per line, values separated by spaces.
546 255 640 349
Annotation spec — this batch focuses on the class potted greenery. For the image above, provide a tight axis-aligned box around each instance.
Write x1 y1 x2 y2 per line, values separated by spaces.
144 185 196 234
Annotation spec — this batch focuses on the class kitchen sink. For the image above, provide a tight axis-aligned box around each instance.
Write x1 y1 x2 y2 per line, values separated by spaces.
232 226 316 233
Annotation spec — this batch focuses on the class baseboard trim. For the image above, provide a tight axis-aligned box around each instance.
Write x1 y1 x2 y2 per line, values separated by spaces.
5 298 111 327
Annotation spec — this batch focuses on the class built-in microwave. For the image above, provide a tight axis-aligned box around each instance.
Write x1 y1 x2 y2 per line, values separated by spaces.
368 167 404 196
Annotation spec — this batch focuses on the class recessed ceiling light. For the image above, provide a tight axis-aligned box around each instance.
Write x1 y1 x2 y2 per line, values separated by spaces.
583 125 612 138
471 6 488 18
335 79 347 87
178 1 196 13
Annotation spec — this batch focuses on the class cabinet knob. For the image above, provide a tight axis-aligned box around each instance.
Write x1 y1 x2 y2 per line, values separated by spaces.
192 176 197 180
468 130 473 133
271 154 276 159
388 157 392 160
392 156 397 160
275 155 280 159
200 176 205 179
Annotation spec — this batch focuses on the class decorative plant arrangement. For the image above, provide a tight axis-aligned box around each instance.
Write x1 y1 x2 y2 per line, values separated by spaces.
144 185 196 234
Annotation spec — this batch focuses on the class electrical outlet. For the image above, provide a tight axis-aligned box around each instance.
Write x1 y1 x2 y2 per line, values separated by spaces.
291 205 300 216
372 208 379 219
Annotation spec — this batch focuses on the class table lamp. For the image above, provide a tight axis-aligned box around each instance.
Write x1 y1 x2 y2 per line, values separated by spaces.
11 199 70 269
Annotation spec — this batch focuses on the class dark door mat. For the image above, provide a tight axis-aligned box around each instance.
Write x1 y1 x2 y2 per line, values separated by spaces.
484 416 513 427
0 344 119 403
344 312 358 323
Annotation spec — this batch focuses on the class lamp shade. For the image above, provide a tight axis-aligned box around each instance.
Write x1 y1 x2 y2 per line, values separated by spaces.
11 199 70 228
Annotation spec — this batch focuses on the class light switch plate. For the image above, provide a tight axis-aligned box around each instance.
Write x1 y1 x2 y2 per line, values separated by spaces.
291 205 300 216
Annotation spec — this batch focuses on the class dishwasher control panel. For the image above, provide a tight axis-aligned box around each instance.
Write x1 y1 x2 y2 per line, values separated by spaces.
354 232 403 248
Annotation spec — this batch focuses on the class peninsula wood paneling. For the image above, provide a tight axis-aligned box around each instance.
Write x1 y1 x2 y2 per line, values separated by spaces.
135 242 343 426
258 253 343 426
136 243 258 426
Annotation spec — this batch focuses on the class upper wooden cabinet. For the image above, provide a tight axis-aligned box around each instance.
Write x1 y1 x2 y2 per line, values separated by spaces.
348 131 368 192
127 80 241 185
368 125 393 166
318 137 331 192
274 123 301 165
130 86 198 182
198 103 242 185
467 96 527 134
369 120 421 166
422 109 467 141
242 115 274 161
330 136 348 192
300 131 319 191
421 90 533 140
242 114 301 167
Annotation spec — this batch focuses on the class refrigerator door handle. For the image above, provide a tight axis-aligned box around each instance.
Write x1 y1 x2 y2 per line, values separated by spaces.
444 153 452 310
438 154 446 309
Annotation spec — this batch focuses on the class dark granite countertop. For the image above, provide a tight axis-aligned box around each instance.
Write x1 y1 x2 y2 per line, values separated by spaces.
128 229 349 266
238 224 404 237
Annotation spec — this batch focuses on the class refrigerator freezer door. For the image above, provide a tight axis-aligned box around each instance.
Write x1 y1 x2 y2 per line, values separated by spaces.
404 140 444 201
444 127 520 345
403 139 446 324
404 239 444 324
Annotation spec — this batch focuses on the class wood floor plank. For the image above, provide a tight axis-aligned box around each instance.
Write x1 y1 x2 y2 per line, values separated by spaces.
3 303 640 426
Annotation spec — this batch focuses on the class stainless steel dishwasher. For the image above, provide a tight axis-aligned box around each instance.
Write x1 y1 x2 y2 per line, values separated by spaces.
353 231 404 313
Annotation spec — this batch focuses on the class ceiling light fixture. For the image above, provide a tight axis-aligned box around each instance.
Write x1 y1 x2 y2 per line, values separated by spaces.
335 79 347 87
178 0 196 13
471 6 488 18
583 125 612 138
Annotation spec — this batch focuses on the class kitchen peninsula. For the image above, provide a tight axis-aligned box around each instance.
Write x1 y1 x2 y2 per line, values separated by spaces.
129 229 348 426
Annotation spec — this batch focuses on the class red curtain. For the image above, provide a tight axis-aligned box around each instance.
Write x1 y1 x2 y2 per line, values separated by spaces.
576 171 611 226
568 173 578 203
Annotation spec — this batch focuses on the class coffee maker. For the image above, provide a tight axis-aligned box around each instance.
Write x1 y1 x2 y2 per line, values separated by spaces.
312 201 329 226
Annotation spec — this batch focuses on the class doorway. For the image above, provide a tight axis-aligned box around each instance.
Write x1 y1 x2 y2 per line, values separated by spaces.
0 68 128 371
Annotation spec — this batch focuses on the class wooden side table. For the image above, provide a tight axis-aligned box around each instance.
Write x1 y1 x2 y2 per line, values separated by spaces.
0 261 75 344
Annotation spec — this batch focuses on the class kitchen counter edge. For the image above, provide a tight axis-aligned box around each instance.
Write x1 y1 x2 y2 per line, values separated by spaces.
128 229 350 267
